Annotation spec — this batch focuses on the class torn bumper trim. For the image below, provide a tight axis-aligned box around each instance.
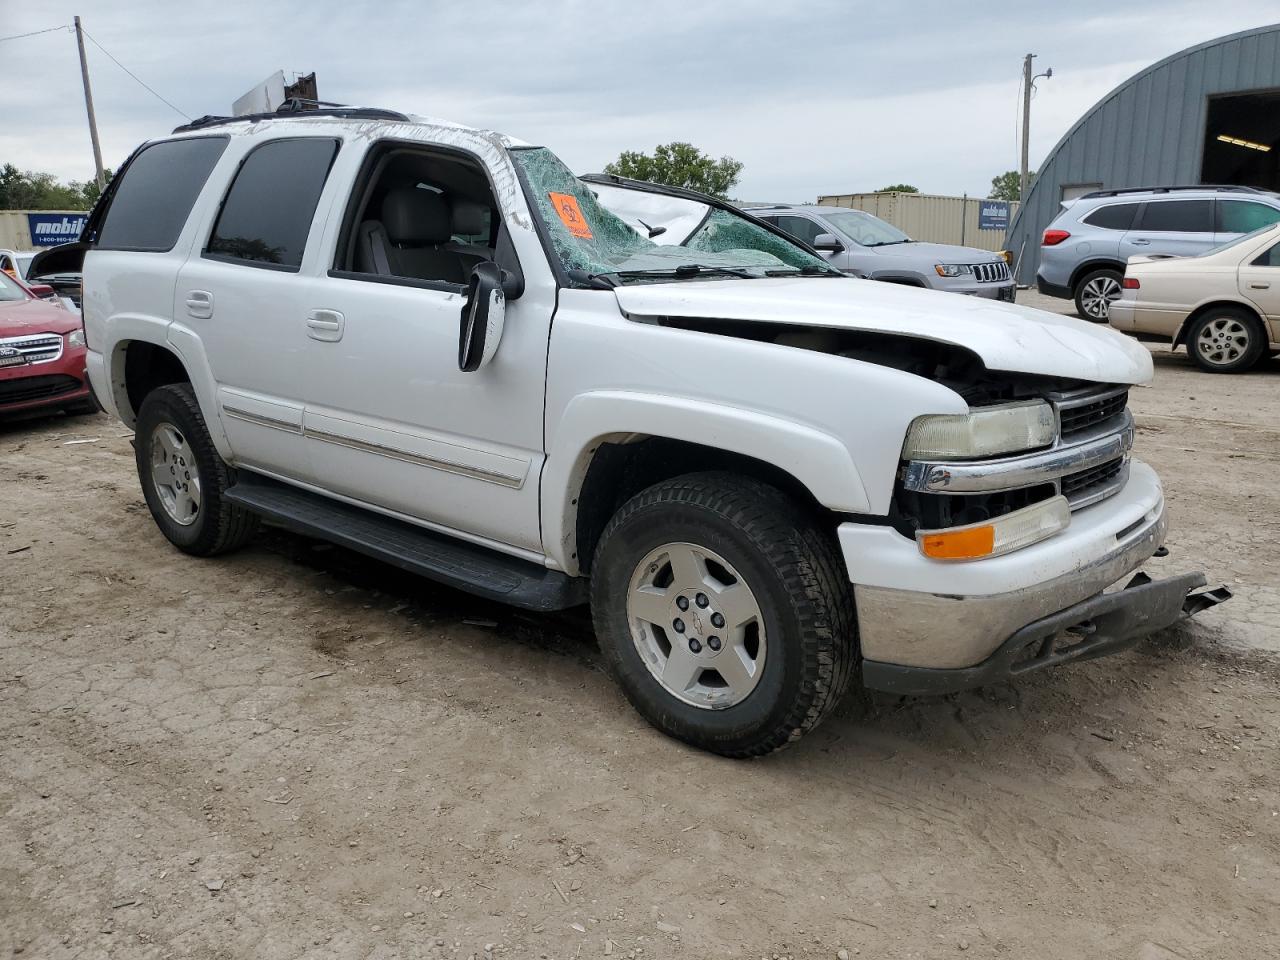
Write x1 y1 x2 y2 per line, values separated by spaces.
862 571 1232 696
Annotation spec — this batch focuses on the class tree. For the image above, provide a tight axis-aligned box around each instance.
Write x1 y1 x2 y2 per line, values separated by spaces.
0 163 111 210
988 170 1028 202
876 184 919 193
604 142 743 199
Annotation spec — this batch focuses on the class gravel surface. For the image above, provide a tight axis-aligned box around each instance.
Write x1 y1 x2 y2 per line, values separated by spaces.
2 297 1278 959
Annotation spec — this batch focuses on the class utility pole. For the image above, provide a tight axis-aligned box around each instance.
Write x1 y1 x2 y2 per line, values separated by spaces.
1019 53 1052 203
74 15 106 192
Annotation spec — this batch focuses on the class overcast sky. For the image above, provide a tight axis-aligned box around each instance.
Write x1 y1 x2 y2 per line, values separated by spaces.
3 1 1277 202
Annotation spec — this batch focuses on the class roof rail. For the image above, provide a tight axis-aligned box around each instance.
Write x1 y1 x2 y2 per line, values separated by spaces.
172 99 409 134
1079 184 1268 199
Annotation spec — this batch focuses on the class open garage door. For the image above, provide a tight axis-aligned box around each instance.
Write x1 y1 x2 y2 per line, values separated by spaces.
1201 90 1280 190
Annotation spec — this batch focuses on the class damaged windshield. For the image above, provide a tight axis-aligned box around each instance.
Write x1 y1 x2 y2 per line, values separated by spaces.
510 147 834 284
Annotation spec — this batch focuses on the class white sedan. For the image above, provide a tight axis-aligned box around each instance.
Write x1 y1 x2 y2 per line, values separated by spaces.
1110 223 1280 373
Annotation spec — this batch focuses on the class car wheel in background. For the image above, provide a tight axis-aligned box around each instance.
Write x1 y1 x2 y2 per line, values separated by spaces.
134 383 259 555
1073 268 1123 322
590 472 857 757
1186 308 1266 374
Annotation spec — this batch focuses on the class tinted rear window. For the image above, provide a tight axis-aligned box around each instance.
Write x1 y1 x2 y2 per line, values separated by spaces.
1217 200 1280 234
1136 199 1212 233
205 138 339 270
96 137 228 252
1082 202 1139 231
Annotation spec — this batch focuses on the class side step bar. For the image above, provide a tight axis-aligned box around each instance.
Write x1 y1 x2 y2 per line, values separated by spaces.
225 473 587 612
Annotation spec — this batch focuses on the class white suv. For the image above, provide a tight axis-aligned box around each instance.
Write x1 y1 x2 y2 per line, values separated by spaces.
31 106 1227 756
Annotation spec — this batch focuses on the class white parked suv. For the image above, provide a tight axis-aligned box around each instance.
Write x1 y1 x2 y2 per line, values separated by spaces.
31 105 1228 756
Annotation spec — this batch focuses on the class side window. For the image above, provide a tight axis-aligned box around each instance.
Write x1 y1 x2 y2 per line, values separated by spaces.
1217 201 1280 234
205 138 339 270
1136 199 1212 233
1252 242 1280 268
96 137 228 252
1082 203 1139 231
332 144 503 288
775 216 822 245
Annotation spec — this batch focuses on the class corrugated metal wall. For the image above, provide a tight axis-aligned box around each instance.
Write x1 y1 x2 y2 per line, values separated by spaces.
1005 23 1280 285
816 192 1018 252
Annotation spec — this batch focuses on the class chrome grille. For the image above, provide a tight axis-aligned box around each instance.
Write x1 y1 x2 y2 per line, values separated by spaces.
973 261 1011 283
0 333 64 365
1053 385 1129 440
1061 456 1129 509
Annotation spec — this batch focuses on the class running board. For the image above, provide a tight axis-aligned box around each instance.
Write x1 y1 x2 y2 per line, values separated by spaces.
225 473 587 612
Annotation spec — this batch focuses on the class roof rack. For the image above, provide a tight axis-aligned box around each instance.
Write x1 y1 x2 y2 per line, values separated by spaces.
172 99 409 134
1080 184 1268 199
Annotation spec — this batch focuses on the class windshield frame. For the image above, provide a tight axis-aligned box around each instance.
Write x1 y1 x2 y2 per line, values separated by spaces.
508 149 841 289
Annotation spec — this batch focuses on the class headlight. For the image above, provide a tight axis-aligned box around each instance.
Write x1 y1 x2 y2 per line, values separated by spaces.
67 328 86 348
903 401 1056 460
934 263 973 278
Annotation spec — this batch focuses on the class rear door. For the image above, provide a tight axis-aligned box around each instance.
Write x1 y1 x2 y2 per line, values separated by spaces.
1121 199 1215 259
173 134 342 481
1239 238 1280 336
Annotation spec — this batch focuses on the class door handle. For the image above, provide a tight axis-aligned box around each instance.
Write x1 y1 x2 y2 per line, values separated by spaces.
1130 239 1152 246
186 290 213 319
306 308 345 342
1248 282 1270 289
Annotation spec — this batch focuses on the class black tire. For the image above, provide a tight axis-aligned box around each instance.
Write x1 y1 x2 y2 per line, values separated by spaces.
590 473 857 758
1185 307 1266 374
1073 267 1123 322
134 383 259 556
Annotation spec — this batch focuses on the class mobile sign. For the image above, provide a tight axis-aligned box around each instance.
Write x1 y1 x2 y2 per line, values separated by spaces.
978 200 1010 231
28 213 88 247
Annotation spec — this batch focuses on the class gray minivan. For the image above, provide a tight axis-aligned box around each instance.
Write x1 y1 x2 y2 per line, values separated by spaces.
753 204 1015 301
1036 185 1280 320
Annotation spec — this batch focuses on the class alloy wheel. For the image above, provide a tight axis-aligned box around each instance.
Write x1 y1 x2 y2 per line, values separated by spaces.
1080 275 1121 319
149 422 201 526
1195 316 1252 367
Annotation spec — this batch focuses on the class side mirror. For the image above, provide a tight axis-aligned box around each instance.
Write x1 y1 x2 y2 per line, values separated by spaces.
812 232 844 254
458 261 506 372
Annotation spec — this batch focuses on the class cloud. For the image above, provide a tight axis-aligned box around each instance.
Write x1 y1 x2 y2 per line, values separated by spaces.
2 0 1277 200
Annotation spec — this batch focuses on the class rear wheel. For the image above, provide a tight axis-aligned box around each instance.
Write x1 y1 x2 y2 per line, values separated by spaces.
1187 308 1265 374
590 473 857 757
134 383 259 555
1073 268 1123 321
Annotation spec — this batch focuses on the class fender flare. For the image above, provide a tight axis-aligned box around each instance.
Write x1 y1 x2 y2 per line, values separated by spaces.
540 390 870 574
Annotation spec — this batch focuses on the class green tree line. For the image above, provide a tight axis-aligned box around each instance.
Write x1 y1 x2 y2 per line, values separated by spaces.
0 163 111 210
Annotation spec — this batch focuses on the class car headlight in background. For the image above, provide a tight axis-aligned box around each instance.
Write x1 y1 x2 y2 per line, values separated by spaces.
934 263 973 278
903 400 1056 460
66 328 86 348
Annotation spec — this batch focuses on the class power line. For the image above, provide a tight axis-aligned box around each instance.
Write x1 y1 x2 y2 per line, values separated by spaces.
81 27 191 121
0 24 71 43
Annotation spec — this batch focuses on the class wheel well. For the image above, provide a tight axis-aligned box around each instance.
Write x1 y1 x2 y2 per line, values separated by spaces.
872 275 926 287
1068 260 1125 293
572 437 834 575
123 341 191 418
1173 300 1265 348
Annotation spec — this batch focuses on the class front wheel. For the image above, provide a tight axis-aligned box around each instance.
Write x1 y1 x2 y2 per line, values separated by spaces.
590 473 857 757
135 383 259 556
1073 268 1123 321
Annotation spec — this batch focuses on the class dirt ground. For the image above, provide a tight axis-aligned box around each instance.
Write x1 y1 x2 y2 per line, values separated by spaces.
2 314 1278 959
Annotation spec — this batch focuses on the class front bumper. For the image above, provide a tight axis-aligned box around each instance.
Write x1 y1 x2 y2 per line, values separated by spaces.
839 460 1229 690
0 342 90 415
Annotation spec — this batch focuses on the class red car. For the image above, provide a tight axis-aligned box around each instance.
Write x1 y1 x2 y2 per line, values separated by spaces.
0 269 95 417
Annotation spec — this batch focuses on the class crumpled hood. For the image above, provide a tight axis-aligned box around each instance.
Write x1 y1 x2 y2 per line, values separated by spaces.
613 276 1154 385
0 297 79 337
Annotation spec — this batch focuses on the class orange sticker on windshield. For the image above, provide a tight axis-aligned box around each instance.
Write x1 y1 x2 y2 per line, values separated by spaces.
548 192 593 239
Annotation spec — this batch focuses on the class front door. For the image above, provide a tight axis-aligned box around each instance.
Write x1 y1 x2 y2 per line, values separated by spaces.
297 138 554 556
1120 198 1216 260
1239 237 1280 336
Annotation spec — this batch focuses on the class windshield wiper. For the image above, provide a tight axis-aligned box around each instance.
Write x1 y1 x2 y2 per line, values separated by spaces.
617 264 759 280
864 239 913 247
764 264 841 277
566 268 620 289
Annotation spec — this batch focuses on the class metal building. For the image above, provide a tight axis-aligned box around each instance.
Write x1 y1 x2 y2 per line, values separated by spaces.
1006 23 1280 284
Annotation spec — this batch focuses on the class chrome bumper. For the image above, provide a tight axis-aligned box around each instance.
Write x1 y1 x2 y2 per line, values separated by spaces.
854 499 1170 670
